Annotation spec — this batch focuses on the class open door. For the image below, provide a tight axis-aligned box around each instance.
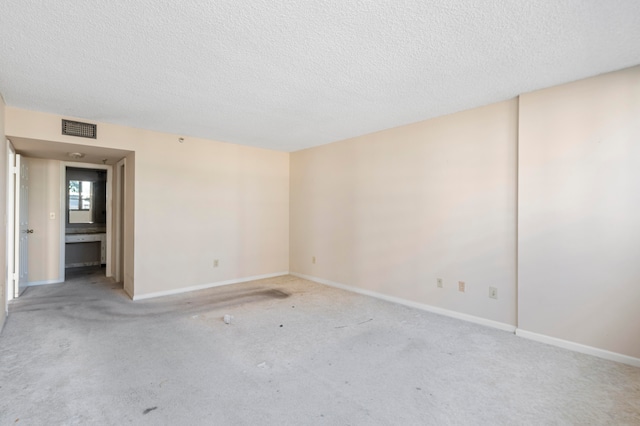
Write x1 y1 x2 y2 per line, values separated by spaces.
14 154 31 296
6 142 16 303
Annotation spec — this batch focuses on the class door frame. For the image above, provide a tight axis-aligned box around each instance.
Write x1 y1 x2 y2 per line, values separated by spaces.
59 162 113 281
5 140 16 302
114 158 126 283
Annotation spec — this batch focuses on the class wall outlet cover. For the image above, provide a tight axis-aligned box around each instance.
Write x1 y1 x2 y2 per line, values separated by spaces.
489 287 498 299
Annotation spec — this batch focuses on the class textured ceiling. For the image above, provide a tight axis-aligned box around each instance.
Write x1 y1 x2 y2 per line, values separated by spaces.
1 1 639 152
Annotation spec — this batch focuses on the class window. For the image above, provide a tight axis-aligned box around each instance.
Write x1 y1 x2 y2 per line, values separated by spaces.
69 180 92 211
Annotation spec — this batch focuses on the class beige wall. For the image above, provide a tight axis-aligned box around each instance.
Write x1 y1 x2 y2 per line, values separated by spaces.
6 109 290 298
26 158 61 283
0 94 6 330
518 66 640 358
291 100 518 326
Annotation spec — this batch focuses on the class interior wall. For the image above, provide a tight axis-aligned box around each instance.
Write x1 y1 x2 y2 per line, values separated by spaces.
5 109 290 298
290 100 518 326
0 94 7 330
26 158 61 283
518 66 640 359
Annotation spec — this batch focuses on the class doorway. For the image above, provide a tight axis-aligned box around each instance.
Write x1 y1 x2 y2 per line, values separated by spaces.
5 137 133 301
5 146 31 299
60 162 112 283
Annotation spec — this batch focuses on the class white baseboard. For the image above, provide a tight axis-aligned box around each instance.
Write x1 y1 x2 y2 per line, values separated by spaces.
290 272 516 333
27 279 64 286
132 271 290 301
516 329 640 368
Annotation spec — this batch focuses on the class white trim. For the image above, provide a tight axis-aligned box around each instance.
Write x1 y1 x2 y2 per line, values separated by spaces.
516 329 640 368
131 272 290 301
6 141 16 307
15 154 30 296
27 279 64 286
114 158 126 284
58 162 66 282
291 272 516 333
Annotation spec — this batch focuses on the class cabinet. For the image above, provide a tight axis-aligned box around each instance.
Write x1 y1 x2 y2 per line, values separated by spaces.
65 233 106 267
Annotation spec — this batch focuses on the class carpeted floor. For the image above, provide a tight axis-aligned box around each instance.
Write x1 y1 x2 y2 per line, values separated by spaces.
1 269 639 425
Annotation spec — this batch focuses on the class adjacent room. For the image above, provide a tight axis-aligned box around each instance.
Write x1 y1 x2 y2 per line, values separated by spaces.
1 1 639 424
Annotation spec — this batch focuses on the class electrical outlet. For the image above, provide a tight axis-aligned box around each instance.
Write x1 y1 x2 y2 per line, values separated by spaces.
312 256 316 264
489 287 498 299
458 281 465 292
213 259 219 268
437 278 443 288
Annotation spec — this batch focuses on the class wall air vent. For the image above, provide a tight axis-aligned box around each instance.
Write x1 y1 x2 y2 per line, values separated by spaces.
62 119 97 139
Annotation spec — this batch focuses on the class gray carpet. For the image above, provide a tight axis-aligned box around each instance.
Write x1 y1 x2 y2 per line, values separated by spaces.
1 269 639 425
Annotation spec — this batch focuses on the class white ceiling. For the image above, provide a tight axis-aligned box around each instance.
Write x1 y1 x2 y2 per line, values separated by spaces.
1 1 639 152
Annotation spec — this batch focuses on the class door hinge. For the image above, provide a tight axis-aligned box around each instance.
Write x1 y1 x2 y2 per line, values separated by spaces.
10 166 18 174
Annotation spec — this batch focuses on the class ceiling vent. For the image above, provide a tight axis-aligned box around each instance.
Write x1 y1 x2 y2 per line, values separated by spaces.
62 119 97 139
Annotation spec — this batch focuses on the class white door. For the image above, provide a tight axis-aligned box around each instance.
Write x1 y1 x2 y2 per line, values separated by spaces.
6 142 16 304
15 154 30 296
